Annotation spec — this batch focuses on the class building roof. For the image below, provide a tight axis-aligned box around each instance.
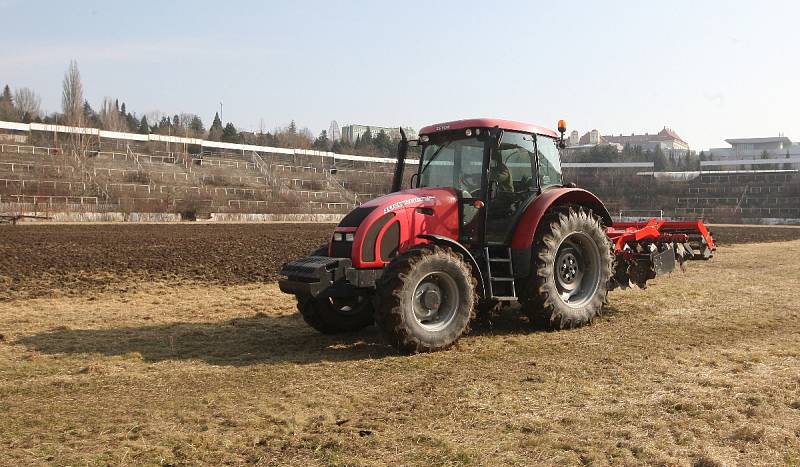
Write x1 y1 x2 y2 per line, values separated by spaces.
418 118 558 138
657 127 687 144
602 127 687 146
725 136 792 145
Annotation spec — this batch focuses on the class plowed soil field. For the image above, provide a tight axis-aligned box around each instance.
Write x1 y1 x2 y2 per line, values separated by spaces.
1 223 798 301
0 223 334 300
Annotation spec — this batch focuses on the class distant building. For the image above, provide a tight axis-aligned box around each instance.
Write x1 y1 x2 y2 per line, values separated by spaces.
563 129 622 153
708 136 800 161
565 126 690 156
341 124 417 143
602 127 689 152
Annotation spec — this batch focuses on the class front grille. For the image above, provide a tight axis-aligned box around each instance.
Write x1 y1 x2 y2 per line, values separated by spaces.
330 240 353 259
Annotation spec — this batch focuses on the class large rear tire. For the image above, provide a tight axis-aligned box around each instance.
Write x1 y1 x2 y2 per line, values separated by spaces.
521 206 613 330
375 245 476 353
296 294 374 335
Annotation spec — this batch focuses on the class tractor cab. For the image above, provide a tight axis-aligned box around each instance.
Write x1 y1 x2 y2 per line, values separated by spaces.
408 119 565 248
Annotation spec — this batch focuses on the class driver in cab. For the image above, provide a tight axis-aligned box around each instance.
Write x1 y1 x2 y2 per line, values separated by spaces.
459 151 513 195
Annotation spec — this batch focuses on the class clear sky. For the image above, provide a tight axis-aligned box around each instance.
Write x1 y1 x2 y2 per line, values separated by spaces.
1 0 797 150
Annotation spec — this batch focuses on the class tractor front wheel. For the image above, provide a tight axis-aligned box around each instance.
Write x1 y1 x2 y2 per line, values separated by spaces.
375 245 476 353
521 206 613 330
296 294 374 335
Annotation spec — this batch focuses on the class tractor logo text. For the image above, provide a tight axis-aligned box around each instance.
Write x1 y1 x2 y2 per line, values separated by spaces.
383 196 435 213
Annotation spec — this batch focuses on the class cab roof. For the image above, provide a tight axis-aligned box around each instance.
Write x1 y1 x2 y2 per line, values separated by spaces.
418 118 559 139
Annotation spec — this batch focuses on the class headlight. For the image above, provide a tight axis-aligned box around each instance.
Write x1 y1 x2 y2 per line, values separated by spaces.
333 232 343 241
345 232 355 242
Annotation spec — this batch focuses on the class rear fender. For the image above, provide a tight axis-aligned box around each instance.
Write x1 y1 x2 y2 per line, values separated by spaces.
510 188 612 276
417 234 487 298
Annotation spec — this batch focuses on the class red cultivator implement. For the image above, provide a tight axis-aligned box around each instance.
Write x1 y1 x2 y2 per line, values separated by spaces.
280 118 717 353
607 219 715 289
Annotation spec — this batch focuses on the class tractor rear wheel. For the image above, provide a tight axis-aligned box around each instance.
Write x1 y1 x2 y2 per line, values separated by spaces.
521 206 613 330
296 294 374 335
375 245 476 353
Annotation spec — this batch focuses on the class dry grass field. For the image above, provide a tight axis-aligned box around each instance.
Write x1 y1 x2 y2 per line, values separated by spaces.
1 224 799 465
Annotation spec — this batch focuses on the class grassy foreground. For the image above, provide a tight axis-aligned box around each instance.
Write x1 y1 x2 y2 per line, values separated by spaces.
1 241 799 465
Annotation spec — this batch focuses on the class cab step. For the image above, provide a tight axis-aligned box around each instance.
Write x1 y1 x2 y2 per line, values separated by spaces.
484 247 517 301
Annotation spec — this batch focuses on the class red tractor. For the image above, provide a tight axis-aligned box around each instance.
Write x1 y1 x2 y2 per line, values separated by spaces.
280 118 715 352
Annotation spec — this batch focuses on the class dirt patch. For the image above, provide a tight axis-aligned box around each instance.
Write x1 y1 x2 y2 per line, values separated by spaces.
2 223 799 300
0 223 333 300
709 225 800 245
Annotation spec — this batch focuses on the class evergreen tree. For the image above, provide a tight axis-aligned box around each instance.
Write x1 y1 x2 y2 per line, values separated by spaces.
208 112 223 141
137 115 150 134
189 115 204 134
126 113 138 132
173 114 180 128
83 100 99 127
373 130 393 155
288 120 297 135
313 130 330 150
0 84 16 122
361 127 373 146
652 145 667 171
221 122 238 143
120 102 127 116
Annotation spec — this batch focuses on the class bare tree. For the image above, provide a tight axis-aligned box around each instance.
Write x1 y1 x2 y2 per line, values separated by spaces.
99 97 126 131
13 87 41 120
61 60 84 126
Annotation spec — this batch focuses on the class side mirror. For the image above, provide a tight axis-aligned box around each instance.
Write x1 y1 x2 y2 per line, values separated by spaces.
407 139 420 148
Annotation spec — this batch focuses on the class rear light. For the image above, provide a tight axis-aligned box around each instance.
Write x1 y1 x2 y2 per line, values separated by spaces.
345 233 355 242
333 232 343 241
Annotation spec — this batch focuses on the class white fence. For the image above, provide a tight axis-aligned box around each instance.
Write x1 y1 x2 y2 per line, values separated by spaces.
0 120 417 165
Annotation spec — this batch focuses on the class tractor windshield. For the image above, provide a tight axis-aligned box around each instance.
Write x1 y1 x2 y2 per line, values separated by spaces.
417 135 486 193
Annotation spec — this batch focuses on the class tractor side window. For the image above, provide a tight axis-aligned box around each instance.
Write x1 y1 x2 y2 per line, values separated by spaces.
537 136 562 189
496 132 535 192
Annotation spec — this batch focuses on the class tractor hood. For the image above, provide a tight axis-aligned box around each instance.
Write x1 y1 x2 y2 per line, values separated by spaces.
331 187 460 268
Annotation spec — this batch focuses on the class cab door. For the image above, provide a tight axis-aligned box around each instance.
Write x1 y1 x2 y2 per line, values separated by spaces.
484 131 538 244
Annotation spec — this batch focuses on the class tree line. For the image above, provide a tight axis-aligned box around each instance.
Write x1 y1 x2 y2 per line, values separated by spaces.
1 60 403 157
566 143 703 171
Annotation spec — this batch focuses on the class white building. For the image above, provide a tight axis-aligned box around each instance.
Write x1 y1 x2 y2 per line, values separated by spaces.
707 136 800 160
341 124 417 143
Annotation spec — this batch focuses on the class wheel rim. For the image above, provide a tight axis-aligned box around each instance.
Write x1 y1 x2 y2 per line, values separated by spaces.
554 232 602 307
412 271 460 332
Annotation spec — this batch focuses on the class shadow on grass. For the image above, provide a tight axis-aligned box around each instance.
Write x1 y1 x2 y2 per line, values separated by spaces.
18 304 568 365
17 312 395 366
